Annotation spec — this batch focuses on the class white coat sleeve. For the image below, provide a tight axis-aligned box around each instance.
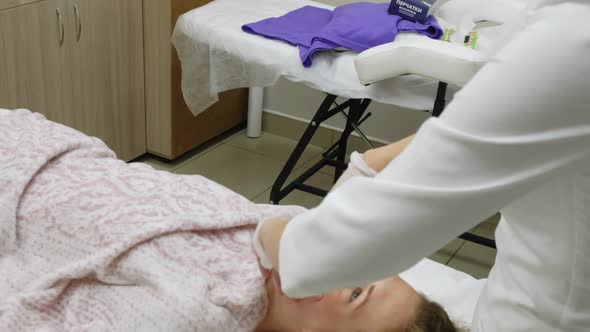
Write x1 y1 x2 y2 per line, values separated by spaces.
278 3 590 298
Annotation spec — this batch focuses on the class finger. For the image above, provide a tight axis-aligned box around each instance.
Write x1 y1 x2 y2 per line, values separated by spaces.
271 269 284 296
258 259 272 281
252 219 274 270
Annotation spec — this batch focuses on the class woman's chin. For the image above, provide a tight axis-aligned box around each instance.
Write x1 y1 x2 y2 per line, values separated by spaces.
295 294 324 303
266 279 324 307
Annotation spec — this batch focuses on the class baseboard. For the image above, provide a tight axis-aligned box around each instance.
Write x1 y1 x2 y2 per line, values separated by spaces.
262 109 387 152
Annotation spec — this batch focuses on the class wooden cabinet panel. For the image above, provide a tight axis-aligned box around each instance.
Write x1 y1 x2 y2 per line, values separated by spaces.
71 0 146 160
143 0 248 160
143 0 172 156
0 0 73 126
168 0 247 158
1 0 146 161
0 1 49 11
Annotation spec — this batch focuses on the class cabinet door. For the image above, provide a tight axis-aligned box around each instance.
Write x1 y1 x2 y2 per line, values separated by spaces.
0 0 74 126
71 0 145 161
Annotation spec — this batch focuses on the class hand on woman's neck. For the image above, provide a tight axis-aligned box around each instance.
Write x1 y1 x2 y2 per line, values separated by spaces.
255 274 298 332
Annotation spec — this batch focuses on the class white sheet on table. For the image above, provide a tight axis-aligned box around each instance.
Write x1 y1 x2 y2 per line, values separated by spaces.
171 0 462 116
400 258 486 327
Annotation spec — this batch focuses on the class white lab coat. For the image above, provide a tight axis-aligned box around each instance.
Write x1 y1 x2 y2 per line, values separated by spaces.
278 1 590 331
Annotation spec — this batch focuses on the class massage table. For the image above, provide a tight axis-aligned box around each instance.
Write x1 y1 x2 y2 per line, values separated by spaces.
172 0 524 249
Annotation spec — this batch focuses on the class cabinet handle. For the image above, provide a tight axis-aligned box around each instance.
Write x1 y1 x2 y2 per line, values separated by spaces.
73 3 82 41
56 9 65 46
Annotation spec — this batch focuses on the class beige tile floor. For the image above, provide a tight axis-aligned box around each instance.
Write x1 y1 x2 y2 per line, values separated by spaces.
136 129 498 279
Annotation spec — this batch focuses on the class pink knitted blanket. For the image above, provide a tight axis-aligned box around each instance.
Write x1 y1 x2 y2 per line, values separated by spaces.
0 109 305 331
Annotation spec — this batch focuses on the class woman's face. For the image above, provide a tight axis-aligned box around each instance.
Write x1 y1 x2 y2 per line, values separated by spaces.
268 275 422 332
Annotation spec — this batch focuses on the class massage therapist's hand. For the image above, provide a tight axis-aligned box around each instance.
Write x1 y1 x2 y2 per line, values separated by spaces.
253 217 289 271
255 217 324 301
252 135 415 295
333 134 415 188
332 151 378 189
257 154 380 271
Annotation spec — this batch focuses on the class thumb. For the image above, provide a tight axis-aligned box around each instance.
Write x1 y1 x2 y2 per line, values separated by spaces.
271 269 284 296
253 219 274 270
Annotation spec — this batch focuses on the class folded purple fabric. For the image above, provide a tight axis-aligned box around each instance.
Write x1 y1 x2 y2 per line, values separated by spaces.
242 6 332 47
242 2 443 67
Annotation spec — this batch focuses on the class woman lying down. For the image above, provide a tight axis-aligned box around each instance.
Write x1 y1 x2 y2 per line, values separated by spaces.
0 109 462 332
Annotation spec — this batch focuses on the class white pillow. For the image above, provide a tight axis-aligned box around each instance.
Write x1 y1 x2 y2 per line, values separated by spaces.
354 30 485 86
400 259 487 327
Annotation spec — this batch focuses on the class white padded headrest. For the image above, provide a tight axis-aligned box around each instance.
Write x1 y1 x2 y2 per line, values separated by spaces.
400 259 486 327
354 32 485 86
437 0 527 25
354 0 524 86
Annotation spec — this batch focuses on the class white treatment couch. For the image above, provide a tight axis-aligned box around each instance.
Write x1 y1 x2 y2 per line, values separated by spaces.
172 0 525 250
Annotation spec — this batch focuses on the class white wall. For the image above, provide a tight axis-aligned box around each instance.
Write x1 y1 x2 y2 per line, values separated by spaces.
262 0 431 144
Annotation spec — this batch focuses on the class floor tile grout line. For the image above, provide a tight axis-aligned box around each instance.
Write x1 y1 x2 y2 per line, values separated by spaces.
167 128 247 172
226 144 292 162
248 152 331 203
446 241 466 265
176 130 330 175
164 131 330 199
231 145 278 159
226 140 327 168
169 141 227 172
250 185 273 202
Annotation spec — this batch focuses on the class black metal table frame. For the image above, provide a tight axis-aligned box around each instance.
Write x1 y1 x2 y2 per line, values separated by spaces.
269 82 497 249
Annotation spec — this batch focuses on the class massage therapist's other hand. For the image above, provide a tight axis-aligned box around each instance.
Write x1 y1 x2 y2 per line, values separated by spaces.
253 136 416 293
332 151 377 189
333 134 415 189
362 134 415 173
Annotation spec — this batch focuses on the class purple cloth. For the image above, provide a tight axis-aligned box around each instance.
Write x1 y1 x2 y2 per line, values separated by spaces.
242 2 443 67
242 6 332 47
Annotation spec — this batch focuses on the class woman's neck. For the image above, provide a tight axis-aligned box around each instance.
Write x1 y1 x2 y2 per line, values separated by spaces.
255 279 294 332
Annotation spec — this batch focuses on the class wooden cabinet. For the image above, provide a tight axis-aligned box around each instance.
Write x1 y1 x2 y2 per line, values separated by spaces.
1 0 247 161
0 0 73 126
143 0 248 160
0 0 146 161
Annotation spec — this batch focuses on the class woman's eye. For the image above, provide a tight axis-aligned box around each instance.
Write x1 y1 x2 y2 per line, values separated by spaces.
350 288 363 301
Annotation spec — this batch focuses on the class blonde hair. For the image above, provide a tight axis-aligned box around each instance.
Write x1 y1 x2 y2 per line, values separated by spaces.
404 294 468 332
